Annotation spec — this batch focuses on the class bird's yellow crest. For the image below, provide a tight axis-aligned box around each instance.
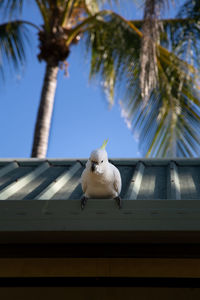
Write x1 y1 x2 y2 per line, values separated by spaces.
100 139 108 149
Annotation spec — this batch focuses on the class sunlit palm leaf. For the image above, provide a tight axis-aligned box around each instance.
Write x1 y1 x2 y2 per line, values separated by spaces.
85 0 120 12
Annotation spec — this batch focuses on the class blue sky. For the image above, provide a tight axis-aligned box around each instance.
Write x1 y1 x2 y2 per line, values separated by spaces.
0 1 171 159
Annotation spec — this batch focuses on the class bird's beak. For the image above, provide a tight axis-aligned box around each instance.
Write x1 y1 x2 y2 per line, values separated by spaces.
91 162 97 172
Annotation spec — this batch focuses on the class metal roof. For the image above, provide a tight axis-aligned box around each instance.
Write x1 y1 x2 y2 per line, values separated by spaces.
0 158 200 200
1 158 200 243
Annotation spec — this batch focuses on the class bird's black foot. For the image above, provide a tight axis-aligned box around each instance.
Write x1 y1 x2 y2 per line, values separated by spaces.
81 196 88 210
76 160 86 168
114 196 122 209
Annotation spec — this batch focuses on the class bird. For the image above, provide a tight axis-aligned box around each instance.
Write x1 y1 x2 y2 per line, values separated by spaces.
81 140 122 209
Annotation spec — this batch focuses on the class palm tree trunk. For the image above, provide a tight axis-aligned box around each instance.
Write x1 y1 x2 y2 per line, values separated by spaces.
31 63 59 158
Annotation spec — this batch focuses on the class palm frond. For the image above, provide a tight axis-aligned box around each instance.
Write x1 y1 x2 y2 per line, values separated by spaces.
85 11 200 157
85 0 120 11
177 0 200 20
0 21 29 77
132 15 200 73
35 0 51 31
165 0 200 71
84 0 100 15
85 11 142 105
0 0 24 16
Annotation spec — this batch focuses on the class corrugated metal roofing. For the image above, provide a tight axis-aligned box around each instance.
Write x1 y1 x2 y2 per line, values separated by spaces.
0 158 200 200
1 158 200 243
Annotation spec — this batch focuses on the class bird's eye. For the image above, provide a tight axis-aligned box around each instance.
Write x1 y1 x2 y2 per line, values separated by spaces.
101 160 103 163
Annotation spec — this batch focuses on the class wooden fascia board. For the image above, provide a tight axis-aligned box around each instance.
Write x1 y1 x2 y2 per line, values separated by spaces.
1 257 200 278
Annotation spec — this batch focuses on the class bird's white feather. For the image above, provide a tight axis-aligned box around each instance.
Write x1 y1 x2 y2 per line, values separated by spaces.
81 148 121 199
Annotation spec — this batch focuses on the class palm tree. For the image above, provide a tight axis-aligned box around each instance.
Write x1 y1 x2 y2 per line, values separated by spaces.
1 0 200 157
87 0 200 157
1 0 121 157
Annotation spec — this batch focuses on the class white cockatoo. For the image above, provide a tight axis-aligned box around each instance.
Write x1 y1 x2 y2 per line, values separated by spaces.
81 140 122 209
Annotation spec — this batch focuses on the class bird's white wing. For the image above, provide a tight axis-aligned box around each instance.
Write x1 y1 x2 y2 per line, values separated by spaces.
81 169 87 194
113 165 122 195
